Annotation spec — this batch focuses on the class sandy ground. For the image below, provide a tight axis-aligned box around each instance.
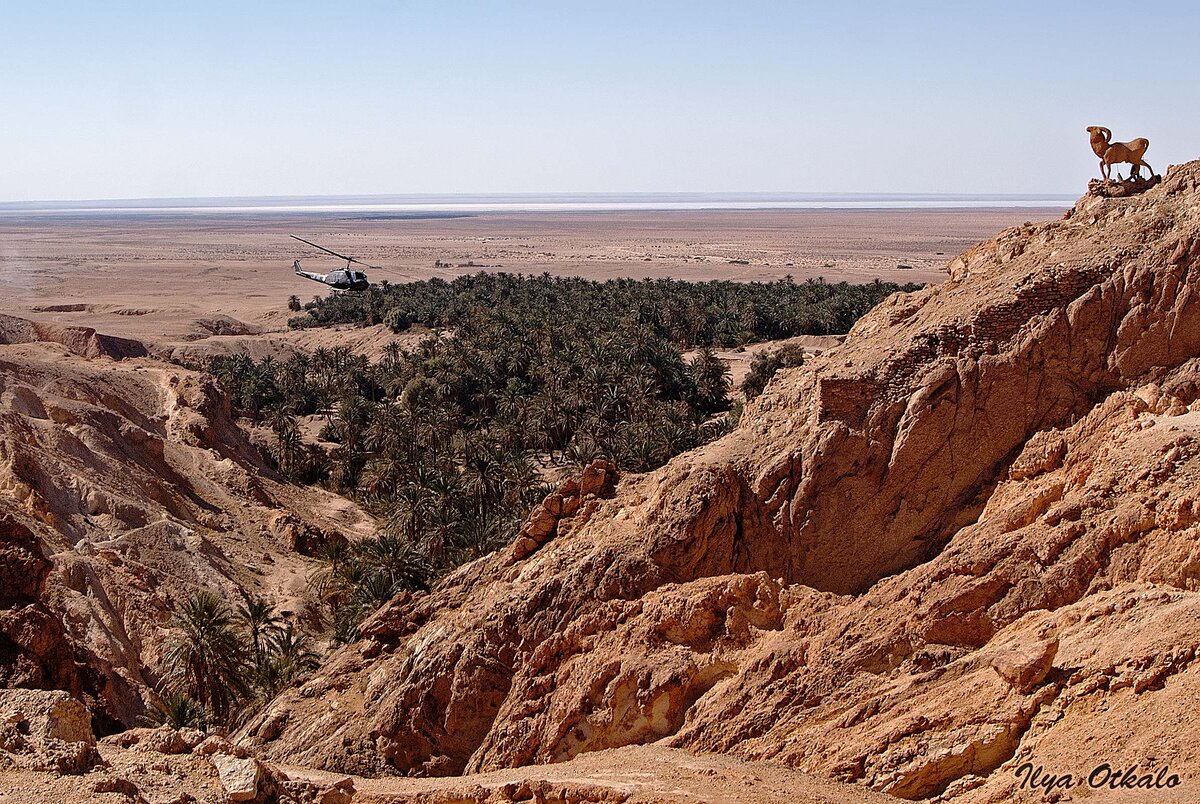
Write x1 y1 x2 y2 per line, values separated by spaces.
0 743 901 804
0 208 1064 348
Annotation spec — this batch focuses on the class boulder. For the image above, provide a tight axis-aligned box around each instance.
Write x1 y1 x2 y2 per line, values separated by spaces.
318 777 356 804
579 459 618 497
92 775 141 796
103 725 195 754
0 689 99 774
990 638 1059 693
542 492 565 517
522 505 556 541
271 511 348 558
213 754 264 802
194 735 248 758
510 536 541 560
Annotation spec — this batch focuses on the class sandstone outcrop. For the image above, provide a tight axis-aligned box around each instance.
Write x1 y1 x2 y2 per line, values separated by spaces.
1082 174 1161 199
0 513 107 725
241 159 1200 801
0 336 374 728
0 688 100 774
0 312 148 359
511 459 617 559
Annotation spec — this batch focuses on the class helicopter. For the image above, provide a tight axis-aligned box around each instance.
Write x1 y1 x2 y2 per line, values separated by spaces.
290 235 376 291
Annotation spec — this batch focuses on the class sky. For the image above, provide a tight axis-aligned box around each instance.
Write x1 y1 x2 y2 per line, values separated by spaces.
1 1 1197 201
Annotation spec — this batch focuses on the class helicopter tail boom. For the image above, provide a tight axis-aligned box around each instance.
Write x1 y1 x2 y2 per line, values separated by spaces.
293 260 330 284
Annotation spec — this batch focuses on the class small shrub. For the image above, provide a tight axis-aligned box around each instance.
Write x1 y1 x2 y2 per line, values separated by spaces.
742 343 807 401
141 691 207 730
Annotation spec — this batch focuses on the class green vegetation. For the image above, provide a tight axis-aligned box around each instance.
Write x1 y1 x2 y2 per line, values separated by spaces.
201 272 916 638
311 535 434 643
156 591 319 728
286 272 912 344
159 591 249 725
142 690 208 730
742 342 810 401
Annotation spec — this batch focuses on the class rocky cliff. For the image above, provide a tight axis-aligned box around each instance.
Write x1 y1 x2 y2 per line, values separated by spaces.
0 337 374 729
0 313 149 360
242 162 1200 801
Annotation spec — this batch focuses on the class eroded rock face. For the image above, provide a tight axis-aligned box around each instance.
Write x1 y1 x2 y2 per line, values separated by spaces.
0 513 111 729
0 340 375 728
0 688 99 774
240 159 1200 799
0 313 149 360
512 460 617 559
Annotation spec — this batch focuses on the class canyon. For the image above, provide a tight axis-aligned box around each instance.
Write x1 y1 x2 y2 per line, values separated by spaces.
5 167 1200 802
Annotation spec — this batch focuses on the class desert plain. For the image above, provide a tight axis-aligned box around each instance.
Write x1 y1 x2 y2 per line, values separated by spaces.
0 207 1063 347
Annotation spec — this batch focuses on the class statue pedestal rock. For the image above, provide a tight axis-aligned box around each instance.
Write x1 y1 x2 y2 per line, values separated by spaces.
1086 174 1161 198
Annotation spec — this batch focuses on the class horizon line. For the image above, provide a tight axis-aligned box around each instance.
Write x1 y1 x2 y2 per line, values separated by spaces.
0 190 1080 209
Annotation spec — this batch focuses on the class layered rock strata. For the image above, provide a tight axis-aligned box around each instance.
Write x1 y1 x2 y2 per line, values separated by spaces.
0 338 374 728
243 162 1200 801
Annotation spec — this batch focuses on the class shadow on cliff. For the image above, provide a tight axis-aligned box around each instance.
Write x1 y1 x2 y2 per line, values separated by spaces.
241 162 1200 799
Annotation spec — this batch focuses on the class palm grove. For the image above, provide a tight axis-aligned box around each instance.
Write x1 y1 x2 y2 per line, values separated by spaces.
164 271 915 728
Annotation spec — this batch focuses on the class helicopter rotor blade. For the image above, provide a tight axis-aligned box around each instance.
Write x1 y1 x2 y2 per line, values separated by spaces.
290 235 350 261
290 235 383 270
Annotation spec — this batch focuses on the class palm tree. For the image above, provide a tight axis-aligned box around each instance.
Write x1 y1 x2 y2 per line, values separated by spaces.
270 408 303 478
501 452 541 505
271 623 320 670
142 691 207 730
161 591 251 725
235 595 283 672
565 437 604 471
258 625 321 695
360 454 405 499
454 512 510 563
358 533 432 592
690 346 732 415
418 505 453 564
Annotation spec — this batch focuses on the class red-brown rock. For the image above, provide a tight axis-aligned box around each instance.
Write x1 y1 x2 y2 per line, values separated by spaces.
990 638 1059 693
241 161 1200 801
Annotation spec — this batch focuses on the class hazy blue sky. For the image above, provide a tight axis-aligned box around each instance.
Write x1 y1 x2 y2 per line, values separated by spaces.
2 1 1196 201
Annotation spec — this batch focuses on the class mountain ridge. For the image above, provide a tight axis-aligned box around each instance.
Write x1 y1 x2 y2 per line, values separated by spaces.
4 163 1200 802
239 162 1200 801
